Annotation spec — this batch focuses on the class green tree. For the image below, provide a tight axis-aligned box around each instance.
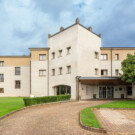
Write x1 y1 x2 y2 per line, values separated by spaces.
120 53 135 83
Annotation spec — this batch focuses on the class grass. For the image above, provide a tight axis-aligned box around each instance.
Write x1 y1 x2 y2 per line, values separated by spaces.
0 97 24 117
81 107 102 128
93 100 135 109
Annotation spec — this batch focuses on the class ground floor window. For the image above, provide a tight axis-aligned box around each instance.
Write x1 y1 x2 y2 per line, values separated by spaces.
127 86 132 96
56 85 71 95
0 88 4 93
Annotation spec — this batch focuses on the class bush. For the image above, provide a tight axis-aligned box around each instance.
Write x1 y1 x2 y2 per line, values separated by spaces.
23 95 71 106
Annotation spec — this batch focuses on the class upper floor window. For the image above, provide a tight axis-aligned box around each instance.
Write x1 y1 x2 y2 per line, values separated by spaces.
52 52 55 59
115 69 119 76
0 88 4 93
52 69 55 76
0 61 4 66
95 68 99 75
0 74 4 82
58 50 62 57
15 67 21 75
39 54 46 61
115 54 119 60
67 66 71 74
67 47 71 55
101 70 108 76
39 70 46 76
15 80 21 89
59 67 62 75
101 54 108 60
95 52 99 59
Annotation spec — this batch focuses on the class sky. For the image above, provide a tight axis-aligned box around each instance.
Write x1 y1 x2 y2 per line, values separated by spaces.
0 0 135 56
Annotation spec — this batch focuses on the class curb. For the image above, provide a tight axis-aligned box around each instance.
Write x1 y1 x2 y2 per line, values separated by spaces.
0 100 71 121
93 108 135 110
79 112 107 134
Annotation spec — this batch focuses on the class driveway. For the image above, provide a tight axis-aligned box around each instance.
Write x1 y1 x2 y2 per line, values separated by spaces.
0 100 112 135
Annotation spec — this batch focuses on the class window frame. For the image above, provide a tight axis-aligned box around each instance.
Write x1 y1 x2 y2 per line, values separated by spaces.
115 69 119 76
59 67 62 75
67 66 71 74
0 61 4 66
115 54 119 60
0 88 4 93
58 50 62 57
0 74 4 82
52 69 55 76
15 80 21 89
101 69 108 76
95 68 99 75
101 54 108 60
15 67 21 75
39 70 46 77
67 47 71 55
52 52 55 59
127 86 132 96
39 54 46 61
95 52 99 59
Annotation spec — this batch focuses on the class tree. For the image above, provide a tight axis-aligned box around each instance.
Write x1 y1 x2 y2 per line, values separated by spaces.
120 53 135 83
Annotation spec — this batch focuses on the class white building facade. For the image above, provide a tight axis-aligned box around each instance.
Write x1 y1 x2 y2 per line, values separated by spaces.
0 18 135 100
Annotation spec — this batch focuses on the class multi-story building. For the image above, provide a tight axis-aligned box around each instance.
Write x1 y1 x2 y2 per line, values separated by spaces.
0 18 135 100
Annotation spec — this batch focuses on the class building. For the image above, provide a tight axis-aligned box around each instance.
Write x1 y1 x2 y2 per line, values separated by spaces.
0 18 135 100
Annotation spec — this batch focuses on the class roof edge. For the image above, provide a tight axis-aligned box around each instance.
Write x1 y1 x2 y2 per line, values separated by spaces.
29 48 50 51
101 47 135 50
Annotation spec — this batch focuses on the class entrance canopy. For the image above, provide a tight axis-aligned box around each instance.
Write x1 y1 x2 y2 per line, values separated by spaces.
79 77 131 85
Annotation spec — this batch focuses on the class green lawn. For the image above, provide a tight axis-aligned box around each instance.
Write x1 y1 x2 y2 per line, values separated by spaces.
81 107 102 128
93 100 135 109
0 97 24 117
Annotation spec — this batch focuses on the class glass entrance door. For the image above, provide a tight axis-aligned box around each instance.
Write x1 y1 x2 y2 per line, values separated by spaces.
99 86 114 99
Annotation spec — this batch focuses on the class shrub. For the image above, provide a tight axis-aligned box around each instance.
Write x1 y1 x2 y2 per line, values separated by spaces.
23 95 71 106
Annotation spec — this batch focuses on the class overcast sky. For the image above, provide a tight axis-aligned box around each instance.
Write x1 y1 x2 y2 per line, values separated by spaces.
0 0 135 55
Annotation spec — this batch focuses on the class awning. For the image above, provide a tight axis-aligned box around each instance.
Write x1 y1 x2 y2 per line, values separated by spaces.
79 77 131 85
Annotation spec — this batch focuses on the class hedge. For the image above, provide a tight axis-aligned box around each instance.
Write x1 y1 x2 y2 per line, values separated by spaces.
23 95 71 106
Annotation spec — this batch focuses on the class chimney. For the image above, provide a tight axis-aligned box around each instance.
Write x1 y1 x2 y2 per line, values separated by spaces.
98 34 101 38
60 27 64 32
48 34 51 38
88 27 92 32
76 18 79 24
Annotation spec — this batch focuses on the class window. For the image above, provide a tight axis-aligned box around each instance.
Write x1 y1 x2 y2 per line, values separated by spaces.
15 80 21 89
95 52 99 59
115 54 119 60
0 61 4 66
101 70 108 76
59 67 62 75
67 47 71 55
67 66 71 74
58 50 62 57
115 69 119 76
52 52 55 59
39 70 46 76
52 69 55 76
0 74 4 82
15 67 21 75
127 86 132 96
101 54 108 60
39 54 46 61
0 88 4 93
95 68 98 75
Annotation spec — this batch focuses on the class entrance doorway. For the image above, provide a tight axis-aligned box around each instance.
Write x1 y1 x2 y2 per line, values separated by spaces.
99 86 114 99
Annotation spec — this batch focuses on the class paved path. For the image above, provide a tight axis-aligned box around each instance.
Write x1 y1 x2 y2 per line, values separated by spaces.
0 100 112 135
94 108 135 135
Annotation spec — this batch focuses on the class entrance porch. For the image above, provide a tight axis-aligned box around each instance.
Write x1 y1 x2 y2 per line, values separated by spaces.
78 77 132 100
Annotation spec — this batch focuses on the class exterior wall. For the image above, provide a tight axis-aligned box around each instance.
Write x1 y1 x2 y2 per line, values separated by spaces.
48 25 79 100
79 83 99 100
30 49 49 97
0 66 30 97
77 26 101 77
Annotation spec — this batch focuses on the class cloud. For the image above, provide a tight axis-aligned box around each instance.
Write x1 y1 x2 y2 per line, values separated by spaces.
0 0 135 55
